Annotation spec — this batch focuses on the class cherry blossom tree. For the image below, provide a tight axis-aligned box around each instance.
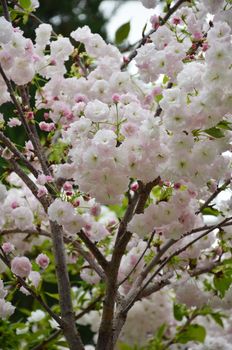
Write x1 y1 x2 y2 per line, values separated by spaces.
0 0 232 349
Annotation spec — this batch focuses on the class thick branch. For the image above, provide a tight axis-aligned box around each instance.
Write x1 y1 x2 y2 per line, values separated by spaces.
31 294 103 350
96 191 140 350
135 177 160 214
50 221 84 350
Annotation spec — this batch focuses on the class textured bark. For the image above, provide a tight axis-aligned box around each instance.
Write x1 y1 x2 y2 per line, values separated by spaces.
50 221 84 350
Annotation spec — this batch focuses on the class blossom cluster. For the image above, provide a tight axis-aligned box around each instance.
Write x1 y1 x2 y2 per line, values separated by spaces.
0 0 232 348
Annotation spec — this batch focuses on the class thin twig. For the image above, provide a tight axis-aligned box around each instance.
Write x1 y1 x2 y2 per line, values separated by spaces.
0 248 62 326
0 0 11 21
197 178 231 214
31 294 103 350
137 217 232 302
0 131 39 177
118 230 156 287
121 0 190 69
78 230 109 273
0 229 105 280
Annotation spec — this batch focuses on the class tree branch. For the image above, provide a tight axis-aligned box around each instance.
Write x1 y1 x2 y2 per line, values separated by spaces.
50 221 84 350
78 229 109 273
135 177 160 214
0 0 11 21
0 248 62 326
96 191 140 350
31 294 103 350
121 0 190 69
0 229 106 280
0 131 39 177
138 217 232 301
197 178 231 214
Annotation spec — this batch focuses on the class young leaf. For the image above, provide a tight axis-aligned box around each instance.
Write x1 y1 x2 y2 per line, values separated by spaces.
176 324 206 344
211 312 224 328
115 22 130 44
217 120 232 131
202 206 221 216
19 0 31 9
173 303 188 321
213 274 232 298
204 127 225 138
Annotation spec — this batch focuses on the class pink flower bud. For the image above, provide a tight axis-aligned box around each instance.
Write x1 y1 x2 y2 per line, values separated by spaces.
112 94 120 103
11 201 19 209
2 242 14 254
46 175 53 183
26 112 34 120
84 223 92 231
174 182 181 190
130 181 139 191
50 59 57 66
37 174 54 186
73 199 80 207
36 253 50 269
11 256 32 278
44 112 49 120
123 56 129 64
90 203 101 217
150 15 159 30
75 94 88 103
63 182 73 192
152 86 162 96
172 17 181 25
37 186 48 198
202 42 209 52
193 31 202 40
39 121 55 132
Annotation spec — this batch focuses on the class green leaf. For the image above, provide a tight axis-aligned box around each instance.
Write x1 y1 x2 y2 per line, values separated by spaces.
22 14 29 24
213 274 232 298
163 75 169 84
202 206 221 216
155 94 163 103
115 22 130 44
19 0 31 9
217 120 232 131
47 140 68 163
176 324 206 344
211 313 224 327
173 303 188 321
45 292 60 301
204 127 225 138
